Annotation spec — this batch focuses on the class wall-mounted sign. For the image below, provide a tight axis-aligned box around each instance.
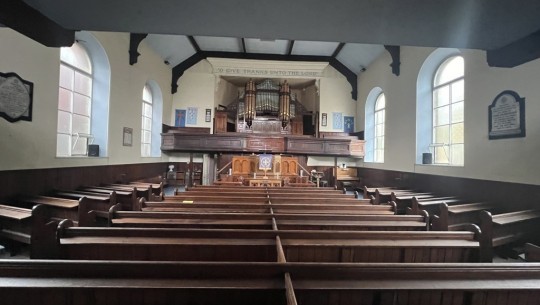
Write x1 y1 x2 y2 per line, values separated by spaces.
187 107 198 125
488 90 525 140
123 127 133 146
0 72 33 123
332 112 343 130
175 109 186 127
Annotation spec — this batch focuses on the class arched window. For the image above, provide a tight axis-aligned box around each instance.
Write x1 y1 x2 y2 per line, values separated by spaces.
141 80 163 158
57 42 93 156
432 56 464 165
374 93 386 163
416 48 463 166
141 85 153 157
364 87 384 163
56 32 110 157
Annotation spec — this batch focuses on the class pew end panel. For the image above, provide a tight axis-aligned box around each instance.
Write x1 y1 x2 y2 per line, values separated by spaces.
525 243 540 262
29 204 62 259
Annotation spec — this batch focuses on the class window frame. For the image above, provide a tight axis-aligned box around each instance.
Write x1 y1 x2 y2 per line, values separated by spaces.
373 93 386 163
141 85 153 157
431 56 464 166
57 43 94 157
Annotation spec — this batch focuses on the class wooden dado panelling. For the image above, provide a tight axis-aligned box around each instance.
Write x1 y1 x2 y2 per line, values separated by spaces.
358 167 540 211
0 163 169 200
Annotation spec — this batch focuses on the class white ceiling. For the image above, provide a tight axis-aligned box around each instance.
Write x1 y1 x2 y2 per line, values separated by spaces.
145 34 384 74
18 0 540 75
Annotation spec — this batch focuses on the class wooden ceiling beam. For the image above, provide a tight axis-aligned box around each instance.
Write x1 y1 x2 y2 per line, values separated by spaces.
171 51 357 100
187 35 201 53
487 30 540 67
332 43 345 58
129 33 148 65
0 0 74 47
287 40 295 56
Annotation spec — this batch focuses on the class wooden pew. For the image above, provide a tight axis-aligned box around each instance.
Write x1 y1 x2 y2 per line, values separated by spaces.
3 260 540 305
107 208 427 231
479 209 540 262
373 189 433 206
129 181 163 200
49 191 116 225
18 196 83 225
379 190 434 208
190 185 338 192
525 243 540 262
406 196 465 215
142 200 397 215
37 224 479 263
0 204 63 257
171 192 358 200
279 230 479 263
432 202 499 231
78 187 138 211
362 185 401 199
182 188 355 198
163 196 367 205
0 204 32 253
102 184 152 200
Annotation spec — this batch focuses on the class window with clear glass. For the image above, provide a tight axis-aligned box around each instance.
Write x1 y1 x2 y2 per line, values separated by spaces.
57 42 93 156
432 56 464 165
141 85 153 157
374 93 386 163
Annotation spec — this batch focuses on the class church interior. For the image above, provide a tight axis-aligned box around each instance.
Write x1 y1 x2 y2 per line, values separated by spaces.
1 1 540 304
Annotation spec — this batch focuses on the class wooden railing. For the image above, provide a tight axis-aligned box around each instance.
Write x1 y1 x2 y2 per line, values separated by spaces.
161 132 365 157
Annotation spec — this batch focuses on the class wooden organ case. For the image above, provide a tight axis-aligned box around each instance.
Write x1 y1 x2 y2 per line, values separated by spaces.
224 79 308 135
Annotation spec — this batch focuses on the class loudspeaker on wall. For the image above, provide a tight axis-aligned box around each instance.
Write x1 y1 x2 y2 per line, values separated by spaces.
88 144 99 157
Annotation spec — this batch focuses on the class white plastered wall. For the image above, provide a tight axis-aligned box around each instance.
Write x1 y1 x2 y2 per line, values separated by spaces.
357 46 540 185
169 60 215 132
0 29 172 170
318 66 356 132
171 59 355 133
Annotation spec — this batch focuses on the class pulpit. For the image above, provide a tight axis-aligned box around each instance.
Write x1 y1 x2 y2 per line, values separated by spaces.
224 154 304 187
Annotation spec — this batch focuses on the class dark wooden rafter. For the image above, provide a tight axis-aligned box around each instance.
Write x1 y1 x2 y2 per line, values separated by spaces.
241 38 247 53
487 30 540 67
332 42 346 58
287 40 295 55
329 58 358 100
384 45 401 76
0 0 74 47
171 51 357 100
187 35 201 53
129 33 148 65
171 53 205 94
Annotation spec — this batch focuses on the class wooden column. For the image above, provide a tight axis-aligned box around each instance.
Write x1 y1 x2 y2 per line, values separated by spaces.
334 157 338 188
188 153 194 187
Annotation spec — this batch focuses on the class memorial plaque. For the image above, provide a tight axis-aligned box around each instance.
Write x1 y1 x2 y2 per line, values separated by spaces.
0 72 33 122
488 90 525 139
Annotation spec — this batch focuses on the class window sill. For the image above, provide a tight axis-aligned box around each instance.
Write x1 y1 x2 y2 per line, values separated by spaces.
415 163 464 168
56 156 109 159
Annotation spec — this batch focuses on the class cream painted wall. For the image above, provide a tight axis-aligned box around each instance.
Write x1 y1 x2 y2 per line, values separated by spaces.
0 29 172 170
358 46 540 185
169 60 215 132
215 78 239 109
171 59 354 134
319 66 355 132
301 85 319 113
